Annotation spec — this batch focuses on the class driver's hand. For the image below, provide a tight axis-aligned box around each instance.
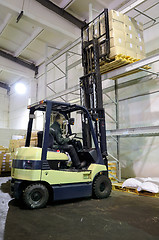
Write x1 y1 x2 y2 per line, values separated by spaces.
69 134 75 140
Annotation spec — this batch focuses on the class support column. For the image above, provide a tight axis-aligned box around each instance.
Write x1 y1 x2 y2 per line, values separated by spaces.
115 79 121 181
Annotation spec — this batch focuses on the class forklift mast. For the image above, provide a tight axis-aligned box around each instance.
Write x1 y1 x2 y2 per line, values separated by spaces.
80 9 110 167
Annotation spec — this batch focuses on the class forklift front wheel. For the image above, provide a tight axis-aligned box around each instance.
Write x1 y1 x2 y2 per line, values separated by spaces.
93 175 112 199
23 183 49 209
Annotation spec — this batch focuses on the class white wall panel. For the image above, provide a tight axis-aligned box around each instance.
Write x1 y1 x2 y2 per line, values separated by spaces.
0 128 26 147
0 88 9 128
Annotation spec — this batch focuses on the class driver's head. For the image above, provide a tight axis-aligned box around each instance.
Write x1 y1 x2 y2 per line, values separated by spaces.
55 113 64 126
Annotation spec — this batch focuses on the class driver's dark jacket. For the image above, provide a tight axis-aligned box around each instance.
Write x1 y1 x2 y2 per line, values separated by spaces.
50 121 69 148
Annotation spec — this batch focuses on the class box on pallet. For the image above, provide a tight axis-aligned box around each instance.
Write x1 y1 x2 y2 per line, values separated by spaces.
108 9 145 60
31 131 38 139
109 19 125 32
109 9 124 23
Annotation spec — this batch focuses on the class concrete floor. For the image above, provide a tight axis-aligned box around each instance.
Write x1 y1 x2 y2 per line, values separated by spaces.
1 177 159 240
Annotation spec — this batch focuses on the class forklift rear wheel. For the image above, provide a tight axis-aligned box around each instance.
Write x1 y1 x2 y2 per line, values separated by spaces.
93 175 112 199
23 183 49 209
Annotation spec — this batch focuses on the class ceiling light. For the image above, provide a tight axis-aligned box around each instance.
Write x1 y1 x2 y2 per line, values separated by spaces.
15 82 26 95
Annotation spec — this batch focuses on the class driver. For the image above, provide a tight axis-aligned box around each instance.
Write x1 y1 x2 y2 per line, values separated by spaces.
50 113 84 169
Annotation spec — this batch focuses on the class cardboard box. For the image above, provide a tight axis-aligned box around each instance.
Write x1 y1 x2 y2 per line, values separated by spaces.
109 46 127 59
30 140 37 147
110 29 125 38
100 15 105 35
135 35 144 46
109 19 125 31
136 54 145 60
110 36 125 48
124 15 143 31
136 44 145 57
135 29 144 39
109 10 124 23
125 32 137 44
124 23 136 33
126 42 138 52
0 152 12 173
124 15 133 26
0 146 8 153
133 20 143 31
126 50 137 58
31 131 38 138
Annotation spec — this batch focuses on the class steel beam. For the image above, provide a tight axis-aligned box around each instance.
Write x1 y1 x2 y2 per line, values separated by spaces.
60 0 76 9
67 59 82 71
48 85 79 100
0 13 12 35
102 74 156 96
46 37 81 66
107 126 159 137
0 50 38 74
119 0 146 14
0 81 10 91
14 27 43 57
35 0 86 28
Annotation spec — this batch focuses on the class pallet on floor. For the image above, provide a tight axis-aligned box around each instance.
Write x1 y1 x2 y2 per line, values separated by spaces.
112 182 159 198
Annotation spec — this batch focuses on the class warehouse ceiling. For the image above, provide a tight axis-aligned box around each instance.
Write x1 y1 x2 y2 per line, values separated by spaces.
0 0 158 88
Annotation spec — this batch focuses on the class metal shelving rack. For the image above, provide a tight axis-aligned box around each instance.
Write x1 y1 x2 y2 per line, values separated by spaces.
102 54 159 181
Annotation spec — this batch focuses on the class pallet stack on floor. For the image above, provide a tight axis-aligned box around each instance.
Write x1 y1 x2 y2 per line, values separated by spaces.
112 182 159 199
9 132 38 153
0 146 12 175
0 132 38 176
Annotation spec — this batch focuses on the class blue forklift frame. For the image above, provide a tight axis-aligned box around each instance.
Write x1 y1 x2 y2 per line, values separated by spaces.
26 100 104 166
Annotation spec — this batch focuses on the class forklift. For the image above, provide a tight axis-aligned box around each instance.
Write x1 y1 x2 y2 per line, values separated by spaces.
11 9 112 209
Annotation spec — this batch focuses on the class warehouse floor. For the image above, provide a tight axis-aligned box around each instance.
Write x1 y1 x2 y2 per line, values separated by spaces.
0 177 159 240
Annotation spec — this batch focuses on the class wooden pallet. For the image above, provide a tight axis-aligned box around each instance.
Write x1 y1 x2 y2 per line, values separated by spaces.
100 54 150 78
112 182 159 198
108 161 118 183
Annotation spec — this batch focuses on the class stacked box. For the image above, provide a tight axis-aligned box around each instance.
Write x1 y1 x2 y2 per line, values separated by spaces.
0 152 12 174
9 139 26 152
9 131 38 153
0 146 8 153
108 10 145 60
30 131 38 147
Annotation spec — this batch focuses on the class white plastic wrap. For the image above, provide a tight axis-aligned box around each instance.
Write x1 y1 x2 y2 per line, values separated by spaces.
122 177 159 193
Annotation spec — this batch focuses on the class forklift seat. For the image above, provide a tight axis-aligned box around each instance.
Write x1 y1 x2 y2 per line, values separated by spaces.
37 131 54 149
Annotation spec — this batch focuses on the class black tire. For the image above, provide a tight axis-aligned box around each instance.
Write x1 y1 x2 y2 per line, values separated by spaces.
23 183 49 209
93 175 112 199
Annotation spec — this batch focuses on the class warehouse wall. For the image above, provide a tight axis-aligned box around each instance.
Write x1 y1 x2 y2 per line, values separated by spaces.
0 87 27 147
8 78 37 130
0 128 26 147
106 74 159 178
0 88 9 128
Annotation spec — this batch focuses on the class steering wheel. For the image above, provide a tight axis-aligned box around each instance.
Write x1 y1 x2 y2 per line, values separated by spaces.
67 133 77 138
67 133 84 140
